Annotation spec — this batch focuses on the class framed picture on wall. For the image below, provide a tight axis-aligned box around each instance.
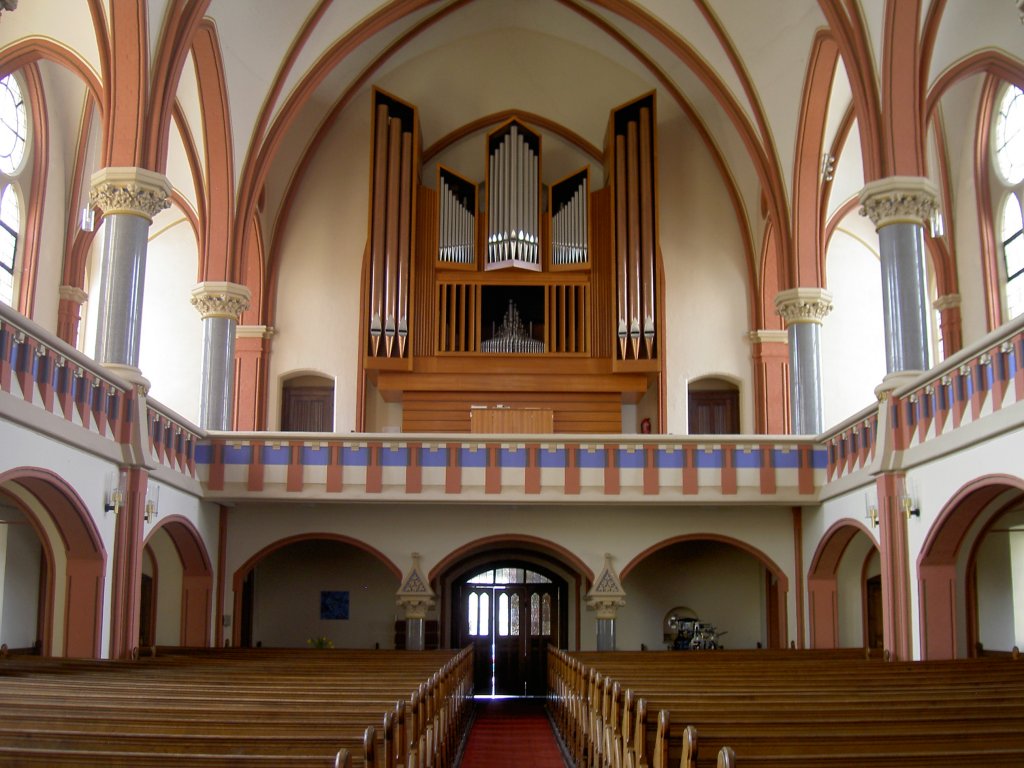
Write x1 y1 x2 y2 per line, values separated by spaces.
320 590 350 620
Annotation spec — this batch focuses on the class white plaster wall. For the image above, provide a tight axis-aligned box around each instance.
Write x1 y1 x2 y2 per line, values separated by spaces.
251 539 399 649
267 91 372 433
822 213 886 430
835 532 875 648
140 209 203 424
975 531 1013 652
0 505 41 649
657 110 753 434
148 527 184 647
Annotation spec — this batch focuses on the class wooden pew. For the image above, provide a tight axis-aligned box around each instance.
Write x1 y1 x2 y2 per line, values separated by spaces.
548 647 1024 768
0 647 474 768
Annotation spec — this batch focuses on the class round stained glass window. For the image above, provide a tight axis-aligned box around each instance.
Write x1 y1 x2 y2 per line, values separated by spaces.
0 75 26 176
995 85 1024 186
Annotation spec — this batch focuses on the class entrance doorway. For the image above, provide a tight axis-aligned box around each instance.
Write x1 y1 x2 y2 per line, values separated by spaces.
455 566 566 696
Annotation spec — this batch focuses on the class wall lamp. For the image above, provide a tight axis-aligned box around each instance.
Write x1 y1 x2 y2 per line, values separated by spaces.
900 481 920 520
864 494 879 528
144 484 160 523
104 471 124 515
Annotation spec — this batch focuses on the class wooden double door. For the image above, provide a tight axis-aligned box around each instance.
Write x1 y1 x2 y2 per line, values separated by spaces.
458 580 561 696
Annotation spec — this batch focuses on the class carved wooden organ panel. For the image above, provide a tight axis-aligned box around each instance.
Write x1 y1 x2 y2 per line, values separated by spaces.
362 90 662 432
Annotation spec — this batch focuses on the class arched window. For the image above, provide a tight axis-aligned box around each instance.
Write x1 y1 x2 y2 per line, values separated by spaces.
993 84 1024 320
0 73 27 309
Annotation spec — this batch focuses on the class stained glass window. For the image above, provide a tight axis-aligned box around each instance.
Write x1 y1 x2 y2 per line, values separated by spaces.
0 185 18 306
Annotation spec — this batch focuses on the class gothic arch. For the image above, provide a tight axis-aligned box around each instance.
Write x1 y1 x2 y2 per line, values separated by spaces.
146 515 213 647
230 532 400 647
0 467 105 657
918 474 1024 659
622 532 789 648
431 533 594 585
807 520 877 649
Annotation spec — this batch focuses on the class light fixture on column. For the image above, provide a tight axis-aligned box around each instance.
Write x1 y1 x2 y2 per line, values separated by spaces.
900 477 920 520
104 471 124 515
144 484 160 523
864 493 879 528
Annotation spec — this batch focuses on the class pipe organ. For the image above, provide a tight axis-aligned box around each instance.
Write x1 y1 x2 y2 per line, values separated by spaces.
362 89 661 433
487 121 540 270
366 90 418 360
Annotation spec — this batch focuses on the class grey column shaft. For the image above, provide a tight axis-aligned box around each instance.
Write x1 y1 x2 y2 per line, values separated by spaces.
878 221 930 373
199 315 237 430
789 321 824 435
94 213 150 367
405 617 425 651
596 618 616 651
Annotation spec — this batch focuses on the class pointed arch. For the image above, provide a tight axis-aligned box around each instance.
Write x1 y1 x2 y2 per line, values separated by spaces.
918 474 1024 660
0 467 106 658
191 20 234 283
146 515 213 647
792 31 840 288
807 520 877 649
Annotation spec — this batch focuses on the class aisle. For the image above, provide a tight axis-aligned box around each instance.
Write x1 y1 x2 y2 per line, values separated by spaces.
457 697 570 768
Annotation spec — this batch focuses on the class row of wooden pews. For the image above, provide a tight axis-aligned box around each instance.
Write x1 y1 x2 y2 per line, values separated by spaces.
0 646 474 767
548 647 1024 768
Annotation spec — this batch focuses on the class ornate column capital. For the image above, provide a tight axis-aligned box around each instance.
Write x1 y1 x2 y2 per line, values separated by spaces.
59 284 88 305
932 293 961 312
858 176 939 230
191 281 252 320
89 167 171 222
774 287 833 326
586 554 626 620
396 553 436 619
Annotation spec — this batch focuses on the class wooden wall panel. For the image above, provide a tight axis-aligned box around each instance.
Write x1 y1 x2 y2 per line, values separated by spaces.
402 391 621 434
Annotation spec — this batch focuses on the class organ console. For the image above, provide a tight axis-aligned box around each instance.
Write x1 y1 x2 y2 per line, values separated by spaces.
361 89 661 432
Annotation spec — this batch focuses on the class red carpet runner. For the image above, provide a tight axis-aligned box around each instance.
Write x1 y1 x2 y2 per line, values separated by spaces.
457 698 569 768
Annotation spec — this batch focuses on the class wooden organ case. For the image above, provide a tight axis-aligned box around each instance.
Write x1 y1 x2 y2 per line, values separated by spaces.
362 90 662 433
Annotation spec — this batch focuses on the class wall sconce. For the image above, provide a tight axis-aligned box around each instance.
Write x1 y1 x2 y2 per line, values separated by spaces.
821 153 835 182
900 478 920 520
144 484 160 523
104 471 124 515
864 494 879 528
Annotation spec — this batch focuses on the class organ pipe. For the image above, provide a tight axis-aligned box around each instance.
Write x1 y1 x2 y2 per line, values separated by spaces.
639 106 655 358
551 169 589 267
366 89 417 359
486 120 541 270
437 167 476 266
610 93 658 361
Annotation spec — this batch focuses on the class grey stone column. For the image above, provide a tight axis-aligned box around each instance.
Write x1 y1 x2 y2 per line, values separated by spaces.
89 168 171 388
859 177 940 381
396 554 435 651
775 288 833 435
190 282 251 431
587 554 626 651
